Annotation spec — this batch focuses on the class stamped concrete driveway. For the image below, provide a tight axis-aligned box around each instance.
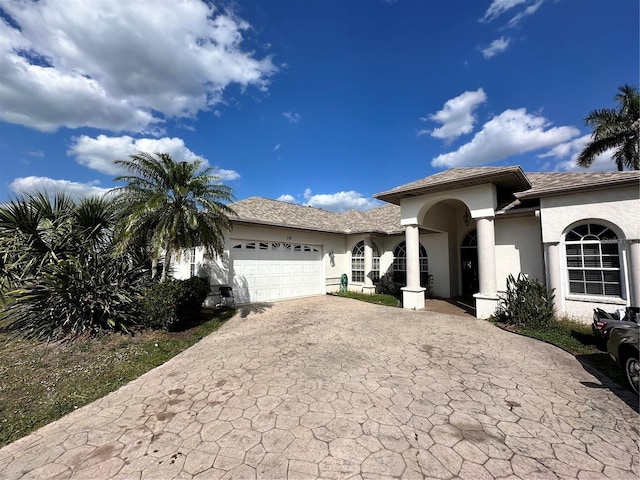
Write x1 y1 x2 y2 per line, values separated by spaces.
1 296 638 480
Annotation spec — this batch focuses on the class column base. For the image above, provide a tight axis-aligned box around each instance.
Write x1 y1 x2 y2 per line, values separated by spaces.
361 285 376 295
474 293 499 319
402 287 426 310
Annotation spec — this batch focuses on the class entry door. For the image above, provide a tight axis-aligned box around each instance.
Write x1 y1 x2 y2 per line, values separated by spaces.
460 248 478 295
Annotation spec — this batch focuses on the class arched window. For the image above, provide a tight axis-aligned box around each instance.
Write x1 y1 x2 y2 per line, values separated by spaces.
393 241 428 285
351 241 380 283
565 223 621 297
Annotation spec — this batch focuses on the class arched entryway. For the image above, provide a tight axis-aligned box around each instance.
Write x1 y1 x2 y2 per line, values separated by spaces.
460 229 478 295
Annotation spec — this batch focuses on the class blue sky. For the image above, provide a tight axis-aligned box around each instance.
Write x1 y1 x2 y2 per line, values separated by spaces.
0 0 638 211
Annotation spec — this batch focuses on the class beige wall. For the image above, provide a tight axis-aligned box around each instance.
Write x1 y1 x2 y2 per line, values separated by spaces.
495 216 544 291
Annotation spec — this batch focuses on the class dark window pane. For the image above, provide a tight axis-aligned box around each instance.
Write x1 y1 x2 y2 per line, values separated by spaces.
569 281 585 294
601 243 619 255
566 257 582 267
582 244 599 256
584 270 602 282
603 271 621 283
565 244 581 255
568 270 584 281
585 283 604 295
572 225 589 237
602 256 620 268
604 284 621 296
583 256 601 268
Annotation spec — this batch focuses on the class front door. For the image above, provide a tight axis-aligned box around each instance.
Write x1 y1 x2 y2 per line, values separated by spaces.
460 230 478 295
460 248 478 295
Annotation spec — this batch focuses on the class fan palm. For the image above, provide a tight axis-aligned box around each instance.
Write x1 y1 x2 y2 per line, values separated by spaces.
113 152 235 282
577 84 640 171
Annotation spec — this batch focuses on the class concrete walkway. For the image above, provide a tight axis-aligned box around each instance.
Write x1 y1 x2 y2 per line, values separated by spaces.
1 296 638 479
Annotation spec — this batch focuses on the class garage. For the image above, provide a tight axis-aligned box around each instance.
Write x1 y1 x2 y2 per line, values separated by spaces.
230 240 323 303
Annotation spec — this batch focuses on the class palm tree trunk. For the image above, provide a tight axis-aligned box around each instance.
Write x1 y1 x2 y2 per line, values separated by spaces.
151 257 158 280
161 243 171 282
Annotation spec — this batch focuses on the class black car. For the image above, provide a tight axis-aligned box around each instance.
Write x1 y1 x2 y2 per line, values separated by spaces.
592 307 640 343
607 326 640 396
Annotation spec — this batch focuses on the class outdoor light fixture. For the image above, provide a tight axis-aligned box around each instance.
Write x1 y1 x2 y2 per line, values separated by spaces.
463 208 471 226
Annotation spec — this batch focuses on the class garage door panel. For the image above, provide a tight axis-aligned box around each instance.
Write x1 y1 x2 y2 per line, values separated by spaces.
231 241 322 303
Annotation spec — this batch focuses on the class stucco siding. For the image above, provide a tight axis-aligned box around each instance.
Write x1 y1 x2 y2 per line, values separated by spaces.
539 186 640 242
495 216 544 291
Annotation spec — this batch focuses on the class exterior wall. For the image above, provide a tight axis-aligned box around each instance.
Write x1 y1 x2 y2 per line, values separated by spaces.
494 215 544 291
422 232 450 298
540 186 640 322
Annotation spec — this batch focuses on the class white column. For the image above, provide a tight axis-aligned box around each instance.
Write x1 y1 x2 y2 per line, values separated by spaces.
402 224 425 309
474 216 498 319
476 217 497 295
544 242 562 314
363 237 375 294
628 240 640 306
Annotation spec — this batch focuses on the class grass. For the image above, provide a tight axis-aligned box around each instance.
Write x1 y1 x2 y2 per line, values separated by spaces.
336 290 401 307
500 317 627 389
0 307 235 448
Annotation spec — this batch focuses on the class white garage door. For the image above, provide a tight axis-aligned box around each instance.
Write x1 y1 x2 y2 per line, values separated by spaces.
231 241 323 303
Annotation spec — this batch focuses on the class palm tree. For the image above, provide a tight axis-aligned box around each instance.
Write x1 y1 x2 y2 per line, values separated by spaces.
113 152 235 282
577 84 640 171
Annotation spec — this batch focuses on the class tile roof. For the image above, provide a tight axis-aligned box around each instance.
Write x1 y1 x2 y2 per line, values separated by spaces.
229 169 639 234
375 166 530 204
518 171 640 198
230 197 402 235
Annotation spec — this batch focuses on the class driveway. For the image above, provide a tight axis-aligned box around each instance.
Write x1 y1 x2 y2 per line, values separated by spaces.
0 296 638 479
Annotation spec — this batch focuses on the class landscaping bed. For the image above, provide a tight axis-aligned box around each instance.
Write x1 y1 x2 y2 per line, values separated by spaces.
0 307 235 448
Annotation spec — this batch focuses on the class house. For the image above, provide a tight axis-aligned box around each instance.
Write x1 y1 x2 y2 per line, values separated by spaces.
174 166 640 322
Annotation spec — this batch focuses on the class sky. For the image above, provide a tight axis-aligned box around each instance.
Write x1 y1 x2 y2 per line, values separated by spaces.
0 0 638 212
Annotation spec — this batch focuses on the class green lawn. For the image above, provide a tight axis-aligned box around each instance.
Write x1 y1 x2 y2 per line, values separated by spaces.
0 307 235 448
335 291 401 307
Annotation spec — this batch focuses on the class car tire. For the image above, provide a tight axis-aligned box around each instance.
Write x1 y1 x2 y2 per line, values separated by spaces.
623 354 640 396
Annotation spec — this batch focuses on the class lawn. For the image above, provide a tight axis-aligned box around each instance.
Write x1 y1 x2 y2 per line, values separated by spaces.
335 291 401 307
0 307 235 448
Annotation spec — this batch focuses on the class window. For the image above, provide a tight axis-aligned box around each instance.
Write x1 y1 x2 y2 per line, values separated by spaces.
189 247 196 277
351 241 380 283
565 223 621 297
393 241 428 286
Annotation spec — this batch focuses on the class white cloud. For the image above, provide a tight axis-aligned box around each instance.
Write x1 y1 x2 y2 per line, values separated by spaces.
0 0 277 133
283 112 301 123
303 189 380 212
216 169 241 181
481 37 511 59
480 0 545 26
481 0 528 22
9 176 112 199
277 194 296 203
27 150 44 157
419 88 487 141
538 134 618 172
68 134 240 181
68 135 203 175
508 0 544 27
273 144 281 151
431 108 580 168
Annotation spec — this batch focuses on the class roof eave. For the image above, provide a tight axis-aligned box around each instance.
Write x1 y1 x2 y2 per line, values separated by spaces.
375 168 531 205
516 177 640 200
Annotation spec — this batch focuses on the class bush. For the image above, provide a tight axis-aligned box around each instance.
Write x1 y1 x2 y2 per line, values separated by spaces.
140 276 210 331
497 273 554 329
0 254 148 340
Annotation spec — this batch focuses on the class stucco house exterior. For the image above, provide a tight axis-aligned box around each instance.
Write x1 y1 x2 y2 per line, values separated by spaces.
174 166 640 322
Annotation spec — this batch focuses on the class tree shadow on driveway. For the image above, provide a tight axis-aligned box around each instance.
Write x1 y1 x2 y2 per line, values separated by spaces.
576 353 639 412
238 302 273 318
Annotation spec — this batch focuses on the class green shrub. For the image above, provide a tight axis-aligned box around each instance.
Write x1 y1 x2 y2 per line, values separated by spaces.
497 273 554 329
0 254 148 340
140 276 210 331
